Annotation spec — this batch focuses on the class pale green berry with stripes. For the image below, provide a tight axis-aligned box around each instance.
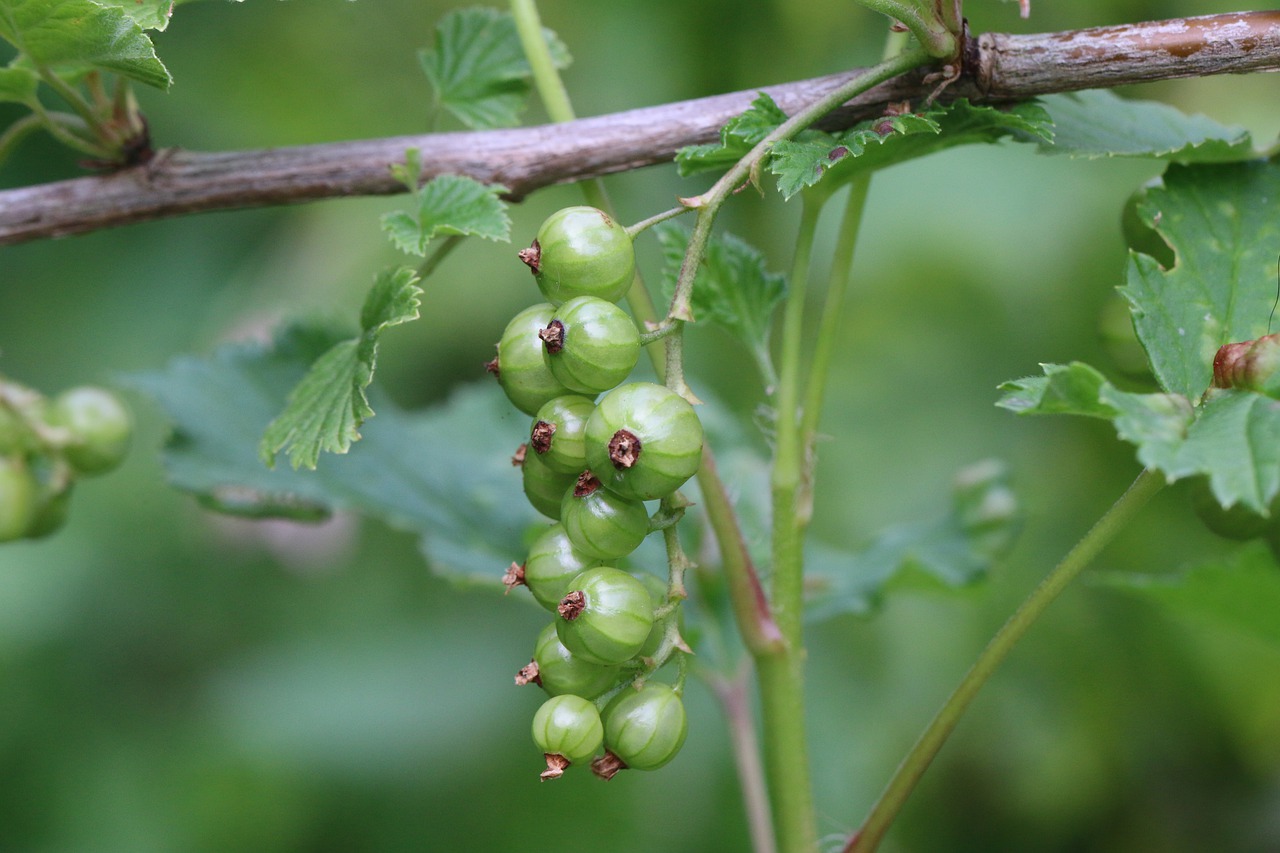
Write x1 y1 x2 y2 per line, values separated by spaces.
531 694 604 780
555 567 654 666
518 443 576 521
585 382 704 501
592 682 687 779
521 522 605 610
519 206 635 306
489 303 574 416
515 622 622 699
530 395 595 475
539 296 640 396
559 472 649 560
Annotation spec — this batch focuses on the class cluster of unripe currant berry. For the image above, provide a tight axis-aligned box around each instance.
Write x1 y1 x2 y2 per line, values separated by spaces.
0 382 131 542
486 206 703 781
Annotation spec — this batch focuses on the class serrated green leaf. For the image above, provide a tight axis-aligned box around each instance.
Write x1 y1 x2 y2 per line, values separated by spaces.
259 268 422 469
380 173 511 257
675 91 787 177
999 361 1280 514
806 459 1020 621
0 65 36 103
996 361 1116 418
807 100 1049 192
96 0 172 31
679 96 1051 199
1121 160 1280 400
0 0 171 88
1037 90 1252 162
1094 544 1280 648
418 6 569 130
129 338 538 587
655 222 786 386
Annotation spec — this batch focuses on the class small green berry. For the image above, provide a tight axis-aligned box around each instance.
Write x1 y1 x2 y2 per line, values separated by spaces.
585 382 703 501
593 682 688 779
0 456 37 542
515 622 622 699
521 522 605 610
519 206 635 306
490 304 575 416
560 472 650 560
539 297 640 396
555 566 654 666
47 387 131 476
531 694 604 780
530 395 595 475
518 444 577 521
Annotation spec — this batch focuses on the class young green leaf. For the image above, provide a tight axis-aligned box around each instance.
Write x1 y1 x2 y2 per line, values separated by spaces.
805 459 1020 622
0 66 37 104
418 6 570 130
768 113 942 200
381 168 511 257
678 95 1051 200
1123 160 1280 400
1036 90 1253 162
259 267 422 470
1093 544 1280 649
130 338 538 586
0 0 172 89
1000 362 1280 514
655 222 786 386
96 0 173 31
676 91 789 176
997 361 1117 419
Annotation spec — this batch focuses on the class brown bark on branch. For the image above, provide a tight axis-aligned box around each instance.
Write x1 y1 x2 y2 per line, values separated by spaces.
1 10 1278 246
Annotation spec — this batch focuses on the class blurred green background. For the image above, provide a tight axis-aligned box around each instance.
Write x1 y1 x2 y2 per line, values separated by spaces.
2 1 1280 850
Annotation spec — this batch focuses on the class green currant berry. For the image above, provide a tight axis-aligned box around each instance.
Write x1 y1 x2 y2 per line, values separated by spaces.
516 622 622 699
489 304 575 416
0 456 37 542
539 297 640 396
25 484 73 539
522 522 605 610
519 444 577 521
530 395 595 476
519 206 635 306
47 387 131 476
555 566 654 666
531 694 604 780
593 682 688 779
560 472 649 560
584 382 704 501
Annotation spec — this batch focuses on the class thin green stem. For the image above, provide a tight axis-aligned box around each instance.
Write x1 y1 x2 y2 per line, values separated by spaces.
757 195 822 853
34 67 108 145
509 0 664 373
846 468 1167 853
797 178 871 526
707 662 779 853
627 205 689 238
416 235 463 280
0 114 46 166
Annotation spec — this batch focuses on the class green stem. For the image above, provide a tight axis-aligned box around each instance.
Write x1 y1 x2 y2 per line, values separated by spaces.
509 0 664 372
851 0 958 59
757 195 822 853
627 205 689 238
797 178 871 525
708 662 779 853
846 468 1167 853
416 235 463 280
